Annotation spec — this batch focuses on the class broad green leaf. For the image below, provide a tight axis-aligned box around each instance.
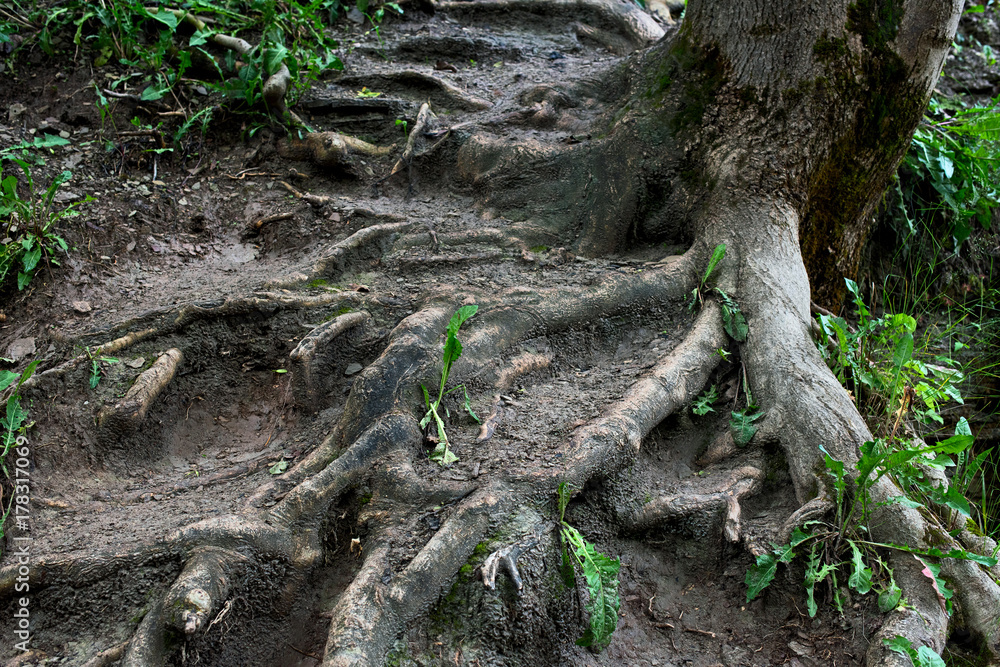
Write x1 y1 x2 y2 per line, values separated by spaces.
929 433 974 455
144 7 179 30
0 370 20 392
789 527 812 548
446 304 478 339
17 271 31 290
562 524 620 651
891 332 913 377
32 134 70 149
5 394 25 431
847 540 872 594
915 646 947 667
264 44 289 76
878 579 903 612
141 82 170 101
745 552 778 601
730 408 762 447
702 243 725 284
886 495 923 509
883 635 917 660
22 245 41 272
955 417 972 437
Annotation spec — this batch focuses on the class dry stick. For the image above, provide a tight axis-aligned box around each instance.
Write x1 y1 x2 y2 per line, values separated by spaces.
247 211 294 234
280 180 335 207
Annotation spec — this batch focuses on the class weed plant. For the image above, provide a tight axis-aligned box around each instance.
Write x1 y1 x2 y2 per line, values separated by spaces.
0 160 88 291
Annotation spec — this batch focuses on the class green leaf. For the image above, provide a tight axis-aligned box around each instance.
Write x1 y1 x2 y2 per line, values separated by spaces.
847 540 872 594
0 370 20 392
141 82 170 101
804 545 837 617
144 7 179 30
561 524 620 651
268 460 288 475
820 445 846 505
722 300 750 343
878 579 903 612
17 272 31 290
557 482 573 522
745 552 778 601
446 304 479 339
5 394 26 432
886 495 923 509
884 635 918 660
915 646 946 667
22 245 41 272
264 44 289 76
730 408 763 447
930 433 974 455
702 243 726 285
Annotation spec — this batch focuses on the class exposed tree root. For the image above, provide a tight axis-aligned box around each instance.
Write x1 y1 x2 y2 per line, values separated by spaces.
625 459 764 541
336 71 492 111
289 310 372 407
277 131 395 167
97 348 183 432
432 0 665 50
265 221 413 289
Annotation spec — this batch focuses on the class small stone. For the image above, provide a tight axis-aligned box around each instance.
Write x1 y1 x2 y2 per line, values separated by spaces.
126 357 145 369
6 337 36 361
59 130 70 139
72 301 91 313
345 363 363 376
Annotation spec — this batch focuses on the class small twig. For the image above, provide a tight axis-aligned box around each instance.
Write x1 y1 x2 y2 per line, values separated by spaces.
287 644 321 661
683 627 716 638
247 211 294 234
226 169 281 179
653 622 674 629
279 181 334 207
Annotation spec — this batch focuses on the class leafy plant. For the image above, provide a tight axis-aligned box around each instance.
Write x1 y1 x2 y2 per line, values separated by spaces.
1 360 39 553
689 243 725 310
899 95 999 248
420 305 480 465
817 278 966 429
691 384 718 415
557 483 621 651
745 422 994 620
84 347 120 389
1 160 88 291
884 636 946 667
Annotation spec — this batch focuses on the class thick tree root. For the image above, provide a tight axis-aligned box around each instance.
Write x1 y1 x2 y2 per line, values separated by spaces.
625 459 765 542
336 71 492 111
289 310 372 407
265 221 413 289
97 348 183 431
277 131 395 167
432 0 665 50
